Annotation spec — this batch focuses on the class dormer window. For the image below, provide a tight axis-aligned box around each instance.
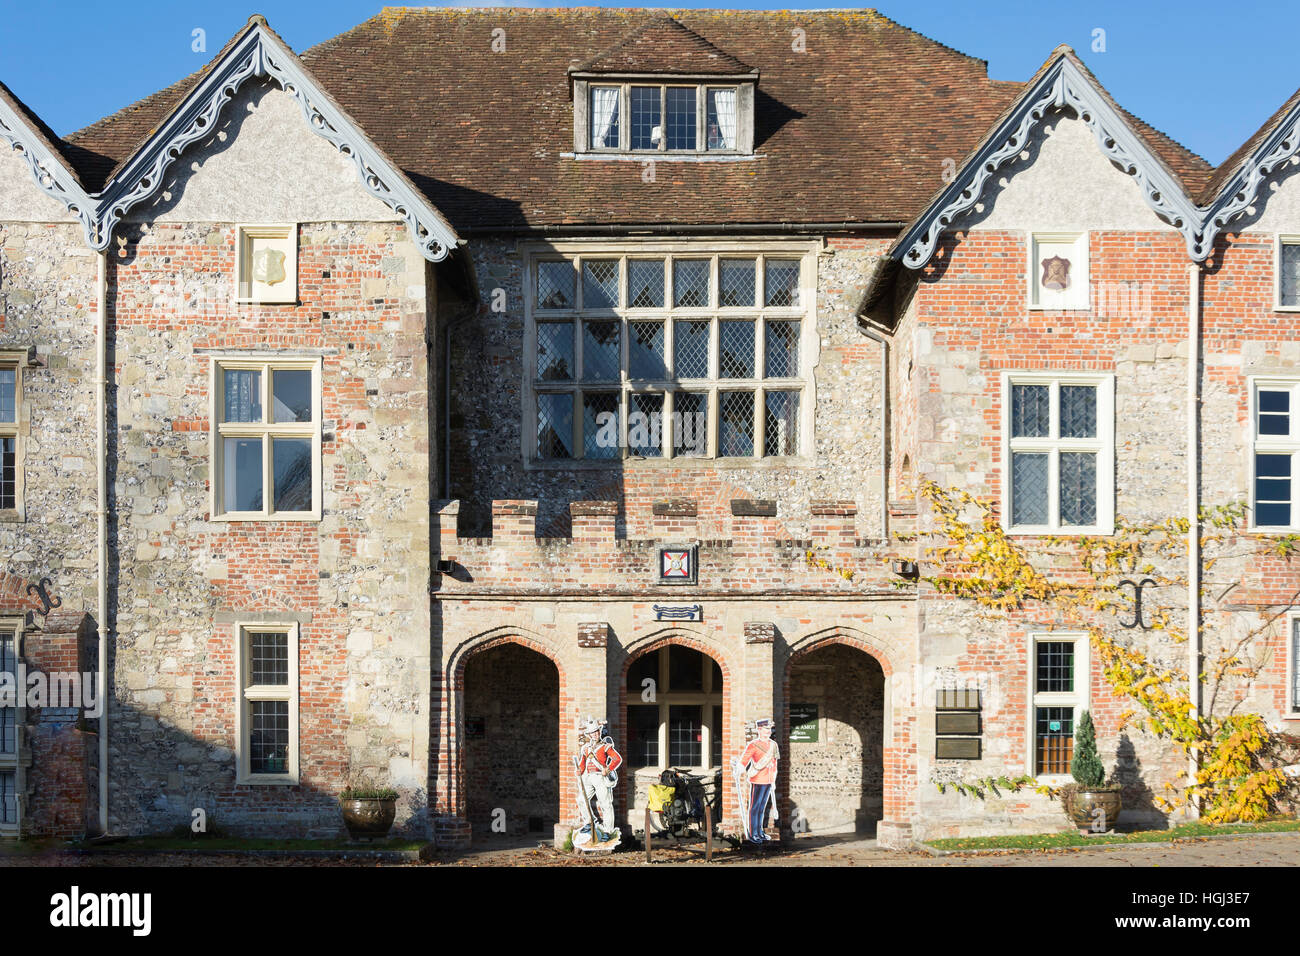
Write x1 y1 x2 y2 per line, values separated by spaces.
584 82 747 154
571 16 757 158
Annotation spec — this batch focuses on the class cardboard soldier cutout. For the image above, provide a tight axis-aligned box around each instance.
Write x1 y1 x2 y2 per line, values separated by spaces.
732 717 779 844
572 717 623 852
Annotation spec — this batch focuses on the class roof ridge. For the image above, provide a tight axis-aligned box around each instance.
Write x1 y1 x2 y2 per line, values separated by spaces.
571 14 755 75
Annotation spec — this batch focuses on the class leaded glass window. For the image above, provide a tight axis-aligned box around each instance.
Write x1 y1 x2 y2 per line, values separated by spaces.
240 624 297 782
625 647 723 771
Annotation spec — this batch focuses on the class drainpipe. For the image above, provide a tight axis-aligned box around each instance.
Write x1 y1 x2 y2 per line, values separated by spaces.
858 321 890 539
95 250 109 836
1187 263 1201 818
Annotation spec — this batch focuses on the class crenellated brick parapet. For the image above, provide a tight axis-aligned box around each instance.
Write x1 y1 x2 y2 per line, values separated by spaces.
432 498 911 597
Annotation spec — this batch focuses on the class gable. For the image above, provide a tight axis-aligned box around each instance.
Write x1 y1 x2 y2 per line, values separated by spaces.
1222 156 1300 234
0 144 77 222
126 80 400 226
960 114 1177 233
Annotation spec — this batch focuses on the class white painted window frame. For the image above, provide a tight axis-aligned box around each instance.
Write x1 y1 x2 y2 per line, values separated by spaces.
235 621 300 786
0 619 25 835
209 356 322 522
236 223 299 304
1028 231 1090 311
1247 376 1300 532
0 351 25 521
575 79 752 156
1027 631 1090 786
629 647 723 773
1287 614 1300 718
1001 371 1115 535
1273 234 1300 312
521 240 817 468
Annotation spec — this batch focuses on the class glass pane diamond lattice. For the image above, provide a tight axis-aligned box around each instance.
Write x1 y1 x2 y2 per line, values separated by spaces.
582 259 620 310
536 261 574 310
628 260 665 308
719 259 756 307
1011 452 1049 526
719 321 755 378
674 259 710 308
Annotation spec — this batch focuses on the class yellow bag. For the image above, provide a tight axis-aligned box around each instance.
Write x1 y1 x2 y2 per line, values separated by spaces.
647 784 676 812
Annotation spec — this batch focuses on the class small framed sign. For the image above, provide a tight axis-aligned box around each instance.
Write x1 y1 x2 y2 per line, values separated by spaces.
790 703 819 743
936 737 981 760
936 712 981 736
657 543 698 585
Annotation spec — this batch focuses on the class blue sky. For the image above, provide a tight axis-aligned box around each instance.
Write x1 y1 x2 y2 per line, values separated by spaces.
0 0 1295 166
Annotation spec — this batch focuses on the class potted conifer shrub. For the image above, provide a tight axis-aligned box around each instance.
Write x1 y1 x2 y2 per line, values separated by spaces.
1064 710 1122 834
340 777 398 841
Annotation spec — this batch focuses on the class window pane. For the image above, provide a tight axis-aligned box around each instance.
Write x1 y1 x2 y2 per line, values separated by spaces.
765 320 800 378
719 259 756 307
628 704 659 767
668 647 705 692
630 86 660 150
719 321 755 378
1011 452 1048 526
0 437 13 511
1059 385 1096 439
0 368 14 422
249 700 289 774
1281 242 1300 307
706 88 737 150
1011 384 1050 438
665 87 696 150
1256 453 1291 526
629 321 666 379
536 394 574 459
0 769 15 825
1035 641 1074 693
1035 707 1074 775
223 369 262 423
582 391 620 459
271 369 312 424
272 438 312 512
674 320 710 378
536 261 574 310
629 392 664 457
1059 451 1097 525
628 260 665 308
1258 389 1290 437
589 85 620 148
627 652 659 693
582 320 621 381
0 707 12 757
668 705 703 766
582 259 619 310
711 704 724 767
673 259 710 307
223 437 263 512
1293 620 1300 711
249 631 289 686
673 392 708 457
536 322 575 381
764 390 799 456
764 259 800 307
719 391 755 457
0 633 13 677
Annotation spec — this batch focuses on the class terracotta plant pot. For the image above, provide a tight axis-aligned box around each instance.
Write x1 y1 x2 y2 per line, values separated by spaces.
1067 785 1122 833
341 797 396 840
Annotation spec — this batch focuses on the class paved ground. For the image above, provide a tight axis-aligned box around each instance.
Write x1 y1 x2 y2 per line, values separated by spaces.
5 831 1298 866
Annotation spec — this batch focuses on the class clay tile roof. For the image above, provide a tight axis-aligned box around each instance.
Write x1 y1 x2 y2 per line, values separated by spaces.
1196 85 1300 206
571 15 755 75
55 8 1211 235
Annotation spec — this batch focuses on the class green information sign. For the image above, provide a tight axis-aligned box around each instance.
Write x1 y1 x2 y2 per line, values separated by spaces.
790 703 819 743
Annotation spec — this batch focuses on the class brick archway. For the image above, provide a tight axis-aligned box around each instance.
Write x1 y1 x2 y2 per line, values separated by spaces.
617 633 735 827
441 632 572 827
779 630 912 836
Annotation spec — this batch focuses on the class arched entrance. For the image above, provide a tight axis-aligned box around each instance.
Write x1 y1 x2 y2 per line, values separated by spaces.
782 638 887 836
618 636 730 828
458 640 562 842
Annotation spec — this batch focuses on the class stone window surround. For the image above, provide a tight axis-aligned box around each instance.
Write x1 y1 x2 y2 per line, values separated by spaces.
235 223 299 305
627 646 723 774
572 76 755 157
1274 234 1300 312
0 351 25 522
1028 231 1090 311
208 354 323 522
234 621 300 786
520 239 818 470
0 618 23 835
1000 370 1116 536
1026 630 1090 786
